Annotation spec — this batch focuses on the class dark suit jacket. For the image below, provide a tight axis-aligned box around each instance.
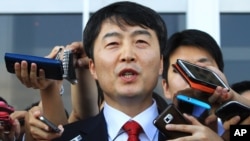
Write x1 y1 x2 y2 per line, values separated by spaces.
53 110 167 141
53 93 168 141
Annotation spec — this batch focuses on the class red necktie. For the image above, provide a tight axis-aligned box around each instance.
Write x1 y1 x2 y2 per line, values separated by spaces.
122 120 142 141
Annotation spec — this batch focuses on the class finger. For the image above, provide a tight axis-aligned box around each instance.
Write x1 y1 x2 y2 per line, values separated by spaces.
10 111 27 119
183 113 202 125
28 110 50 132
46 46 64 59
29 63 40 87
14 62 22 80
13 119 21 139
37 69 46 84
58 125 64 134
31 124 62 140
164 114 199 134
30 68 46 89
165 123 192 134
66 41 83 52
208 86 223 103
30 125 50 140
220 88 232 102
28 64 51 90
77 57 90 68
223 116 240 130
66 42 85 58
36 69 49 89
205 114 217 125
20 61 32 87
240 116 250 125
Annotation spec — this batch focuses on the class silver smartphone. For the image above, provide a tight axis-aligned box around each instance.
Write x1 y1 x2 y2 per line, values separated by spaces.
39 116 61 133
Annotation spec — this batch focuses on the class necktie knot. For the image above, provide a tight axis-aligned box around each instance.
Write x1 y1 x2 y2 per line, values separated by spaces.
122 120 142 141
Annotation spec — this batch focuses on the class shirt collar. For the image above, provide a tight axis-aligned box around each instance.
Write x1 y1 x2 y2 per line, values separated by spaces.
103 99 159 141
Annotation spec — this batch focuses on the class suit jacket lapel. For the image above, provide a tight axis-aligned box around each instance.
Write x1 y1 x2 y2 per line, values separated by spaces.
79 110 109 141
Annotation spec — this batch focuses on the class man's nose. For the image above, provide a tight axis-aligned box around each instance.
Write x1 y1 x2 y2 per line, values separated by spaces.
120 45 136 63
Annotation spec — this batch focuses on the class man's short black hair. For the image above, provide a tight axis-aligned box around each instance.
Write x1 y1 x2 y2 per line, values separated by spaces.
231 80 250 94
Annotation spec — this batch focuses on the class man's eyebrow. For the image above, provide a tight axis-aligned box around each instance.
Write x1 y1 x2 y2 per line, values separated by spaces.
103 32 121 40
197 58 210 63
102 30 151 40
132 30 151 37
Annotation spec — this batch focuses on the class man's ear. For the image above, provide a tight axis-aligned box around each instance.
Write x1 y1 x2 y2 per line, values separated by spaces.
162 79 172 99
89 59 98 80
159 55 163 75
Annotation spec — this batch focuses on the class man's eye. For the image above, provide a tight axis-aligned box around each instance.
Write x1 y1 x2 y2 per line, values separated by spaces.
137 40 147 44
107 42 118 46
173 68 178 73
136 40 148 48
106 42 119 48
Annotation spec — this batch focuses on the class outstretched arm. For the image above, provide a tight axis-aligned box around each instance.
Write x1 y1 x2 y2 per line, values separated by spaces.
64 42 99 123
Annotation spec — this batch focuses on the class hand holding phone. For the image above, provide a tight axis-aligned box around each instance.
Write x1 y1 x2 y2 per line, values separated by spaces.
4 53 64 80
0 112 13 132
172 59 229 94
0 101 14 114
153 104 191 139
0 101 14 131
215 101 250 123
38 116 61 133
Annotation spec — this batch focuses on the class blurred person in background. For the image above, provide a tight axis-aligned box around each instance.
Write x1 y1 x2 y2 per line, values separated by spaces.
231 80 250 100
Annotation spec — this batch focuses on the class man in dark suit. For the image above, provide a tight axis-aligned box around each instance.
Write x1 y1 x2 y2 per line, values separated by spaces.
56 1 167 140
53 1 168 140
18 1 168 140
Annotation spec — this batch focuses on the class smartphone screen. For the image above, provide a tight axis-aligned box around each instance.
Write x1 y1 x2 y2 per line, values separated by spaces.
176 94 211 121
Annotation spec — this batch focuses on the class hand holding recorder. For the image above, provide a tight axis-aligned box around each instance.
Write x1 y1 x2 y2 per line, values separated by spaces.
0 101 14 132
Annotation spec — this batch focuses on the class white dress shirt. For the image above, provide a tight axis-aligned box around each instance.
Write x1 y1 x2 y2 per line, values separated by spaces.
103 99 159 141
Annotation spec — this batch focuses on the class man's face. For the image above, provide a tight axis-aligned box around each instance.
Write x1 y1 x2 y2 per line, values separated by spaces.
89 20 162 107
162 45 219 100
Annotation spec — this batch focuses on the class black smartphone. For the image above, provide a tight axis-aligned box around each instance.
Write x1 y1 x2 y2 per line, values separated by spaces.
173 59 229 94
153 104 191 139
4 52 64 80
39 116 61 133
215 101 250 123
176 94 211 122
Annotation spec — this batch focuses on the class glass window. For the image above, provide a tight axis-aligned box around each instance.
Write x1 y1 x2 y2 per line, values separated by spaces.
160 13 186 38
0 14 82 110
220 14 250 85
155 13 186 98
